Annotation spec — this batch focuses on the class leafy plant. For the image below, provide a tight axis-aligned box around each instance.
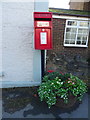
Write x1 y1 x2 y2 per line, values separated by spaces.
38 71 87 108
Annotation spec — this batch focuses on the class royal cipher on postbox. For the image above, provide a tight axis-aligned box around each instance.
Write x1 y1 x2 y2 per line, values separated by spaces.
34 12 53 50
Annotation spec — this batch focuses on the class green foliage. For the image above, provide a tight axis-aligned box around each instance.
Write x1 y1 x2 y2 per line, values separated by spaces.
38 72 87 108
49 9 90 16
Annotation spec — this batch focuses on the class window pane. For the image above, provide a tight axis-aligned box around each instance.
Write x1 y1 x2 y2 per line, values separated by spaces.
66 28 77 33
80 21 89 27
82 41 86 45
65 40 69 44
66 33 70 39
66 28 71 33
71 34 76 39
67 21 77 26
78 29 88 34
77 35 82 40
66 33 76 40
76 41 81 45
82 36 87 41
71 28 77 33
70 40 75 44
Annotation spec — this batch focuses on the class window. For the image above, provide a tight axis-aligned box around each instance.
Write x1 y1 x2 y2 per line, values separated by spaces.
64 20 89 47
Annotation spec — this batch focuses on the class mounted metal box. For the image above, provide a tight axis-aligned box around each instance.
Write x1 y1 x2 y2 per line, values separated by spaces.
34 12 53 50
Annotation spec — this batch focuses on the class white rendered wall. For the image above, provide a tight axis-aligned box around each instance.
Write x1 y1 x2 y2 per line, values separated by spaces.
0 2 2 88
0 2 2 119
0 0 49 88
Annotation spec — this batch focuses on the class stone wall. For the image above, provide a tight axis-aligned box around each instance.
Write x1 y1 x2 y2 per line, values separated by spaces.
46 18 90 83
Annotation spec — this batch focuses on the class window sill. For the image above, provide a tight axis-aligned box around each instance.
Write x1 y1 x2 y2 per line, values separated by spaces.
64 44 88 48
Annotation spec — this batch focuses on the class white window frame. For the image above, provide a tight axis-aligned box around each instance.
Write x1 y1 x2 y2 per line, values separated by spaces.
64 20 89 47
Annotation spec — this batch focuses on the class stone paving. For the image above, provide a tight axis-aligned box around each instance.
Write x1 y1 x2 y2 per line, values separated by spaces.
1 88 89 119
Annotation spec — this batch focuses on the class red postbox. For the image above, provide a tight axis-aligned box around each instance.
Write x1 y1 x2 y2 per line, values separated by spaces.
34 12 52 50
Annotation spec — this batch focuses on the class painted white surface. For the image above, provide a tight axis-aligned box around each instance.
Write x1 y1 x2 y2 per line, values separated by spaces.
0 2 2 89
0 0 49 88
2 2 34 88
53 15 90 21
